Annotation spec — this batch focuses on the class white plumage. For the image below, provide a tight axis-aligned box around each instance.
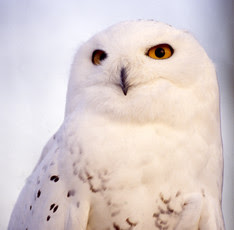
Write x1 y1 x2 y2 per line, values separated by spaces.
8 20 225 230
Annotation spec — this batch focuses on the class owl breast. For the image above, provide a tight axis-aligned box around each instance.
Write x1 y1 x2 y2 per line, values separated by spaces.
62 111 211 230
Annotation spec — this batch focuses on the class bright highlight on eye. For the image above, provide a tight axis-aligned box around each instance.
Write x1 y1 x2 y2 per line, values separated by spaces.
92 50 107 65
147 44 174 59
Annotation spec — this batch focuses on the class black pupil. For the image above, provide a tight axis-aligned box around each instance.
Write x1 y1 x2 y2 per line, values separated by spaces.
99 52 107 61
155 47 165 58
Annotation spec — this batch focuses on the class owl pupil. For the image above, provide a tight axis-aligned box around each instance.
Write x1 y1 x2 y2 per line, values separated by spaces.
100 52 107 61
155 48 165 58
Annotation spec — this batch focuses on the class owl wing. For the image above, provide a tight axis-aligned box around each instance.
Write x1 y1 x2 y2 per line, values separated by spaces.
174 193 203 230
8 129 90 230
174 193 225 230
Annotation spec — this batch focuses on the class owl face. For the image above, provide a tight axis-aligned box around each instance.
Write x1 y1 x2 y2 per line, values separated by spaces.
66 20 217 124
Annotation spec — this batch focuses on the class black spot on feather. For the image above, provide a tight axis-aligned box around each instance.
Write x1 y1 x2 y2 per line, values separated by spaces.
50 203 55 210
37 190 41 198
50 175 59 182
113 223 120 230
67 190 76 197
53 205 58 213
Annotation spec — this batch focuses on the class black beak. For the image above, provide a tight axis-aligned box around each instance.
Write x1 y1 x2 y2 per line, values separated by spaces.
120 67 128 96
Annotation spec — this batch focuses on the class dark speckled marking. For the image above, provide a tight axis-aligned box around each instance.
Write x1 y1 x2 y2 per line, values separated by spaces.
176 191 181 197
112 218 137 230
78 171 86 182
153 214 169 230
201 189 206 197
49 203 59 213
67 190 76 197
85 171 101 193
73 168 78 176
37 190 41 198
50 203 55 210
37 176 40 184
53 205 58 213
76 202 80 208
107 200 112 206
111 210 120 217
160 193 171 204
166 204 174 213
113 223 120 230
153 191 186 229
85 171 93 180
30 205 32 210
50 175 59 182
158 206 166 214
47 215 50 221
126 218 138 227
79 168 110 193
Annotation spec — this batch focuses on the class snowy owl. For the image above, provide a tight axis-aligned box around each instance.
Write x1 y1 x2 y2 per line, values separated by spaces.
8 20 225 230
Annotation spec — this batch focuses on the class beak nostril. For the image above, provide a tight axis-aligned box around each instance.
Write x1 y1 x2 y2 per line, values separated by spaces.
120 67 128 96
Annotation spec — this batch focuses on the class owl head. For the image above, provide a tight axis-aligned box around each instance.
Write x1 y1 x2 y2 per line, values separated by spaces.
65 20 219 126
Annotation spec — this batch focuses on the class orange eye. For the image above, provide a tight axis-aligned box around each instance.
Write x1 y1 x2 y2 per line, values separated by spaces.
92 50 107 65
147 44 173 59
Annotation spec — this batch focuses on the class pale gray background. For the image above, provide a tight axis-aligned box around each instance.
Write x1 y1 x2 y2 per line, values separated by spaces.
0 0 233 229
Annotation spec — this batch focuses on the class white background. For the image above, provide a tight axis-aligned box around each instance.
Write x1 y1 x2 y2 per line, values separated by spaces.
0 0 233 229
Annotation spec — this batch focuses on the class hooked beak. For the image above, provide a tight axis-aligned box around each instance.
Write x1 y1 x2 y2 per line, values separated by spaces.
120 67 129 96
